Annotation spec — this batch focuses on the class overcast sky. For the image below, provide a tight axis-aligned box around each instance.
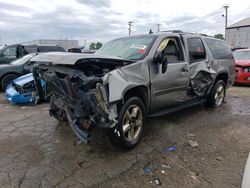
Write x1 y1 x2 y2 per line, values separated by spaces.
0 0 250 46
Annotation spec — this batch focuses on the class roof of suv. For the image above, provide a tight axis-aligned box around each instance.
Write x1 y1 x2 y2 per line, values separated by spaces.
122 31 222 42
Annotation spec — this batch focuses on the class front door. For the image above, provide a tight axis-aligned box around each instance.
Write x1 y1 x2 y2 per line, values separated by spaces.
150 37 190 112
0 45 17 64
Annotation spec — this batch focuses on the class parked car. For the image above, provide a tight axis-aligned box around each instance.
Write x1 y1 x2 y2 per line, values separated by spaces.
230 46 247 52
0 44 65 64
32 31 235 148
5 73 45 104
0 54 36 91
234 49 250 85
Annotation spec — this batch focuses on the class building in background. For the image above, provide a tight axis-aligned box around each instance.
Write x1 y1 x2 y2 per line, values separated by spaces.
23 39 79 50
226 18 250 48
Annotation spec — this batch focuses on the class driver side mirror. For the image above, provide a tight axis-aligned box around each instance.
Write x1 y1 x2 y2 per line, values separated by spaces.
154 52 168 73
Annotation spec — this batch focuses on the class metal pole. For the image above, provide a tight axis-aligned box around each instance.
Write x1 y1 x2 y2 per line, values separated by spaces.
156 24 161 32
84 39 86 49
223 5 229 40
128 21 133 36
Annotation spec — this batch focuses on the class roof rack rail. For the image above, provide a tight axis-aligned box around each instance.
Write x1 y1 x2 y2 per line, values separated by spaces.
161 30 184 33
161 30 209 37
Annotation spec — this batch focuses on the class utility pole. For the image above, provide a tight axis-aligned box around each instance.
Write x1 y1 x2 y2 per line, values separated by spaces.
84 39 86 49
128 21 133 36
223 5 229 40
156 24 161 32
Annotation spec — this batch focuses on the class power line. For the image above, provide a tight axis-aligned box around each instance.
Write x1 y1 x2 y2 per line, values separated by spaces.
128 21 133 36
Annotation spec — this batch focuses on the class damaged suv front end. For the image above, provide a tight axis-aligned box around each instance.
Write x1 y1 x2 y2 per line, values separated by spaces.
33 55 132 143
32 35 155 145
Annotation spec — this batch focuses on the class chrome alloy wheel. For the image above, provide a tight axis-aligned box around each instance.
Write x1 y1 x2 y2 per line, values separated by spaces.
214 83 225 106
122 104 143 142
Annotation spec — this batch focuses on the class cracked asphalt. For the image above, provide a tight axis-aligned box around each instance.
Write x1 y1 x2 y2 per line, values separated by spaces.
0 86 250 188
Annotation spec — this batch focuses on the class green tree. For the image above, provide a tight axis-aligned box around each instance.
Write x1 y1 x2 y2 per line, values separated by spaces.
214 34 224 40
96 42 103 50
89 42 96 50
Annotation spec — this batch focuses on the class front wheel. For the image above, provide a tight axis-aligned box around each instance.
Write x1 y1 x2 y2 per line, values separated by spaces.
206 80 226 107
106 97 146 149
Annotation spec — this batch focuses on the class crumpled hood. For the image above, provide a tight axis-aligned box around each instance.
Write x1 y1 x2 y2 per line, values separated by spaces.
235 60 250 67
31 52 132 65
13 73 34 86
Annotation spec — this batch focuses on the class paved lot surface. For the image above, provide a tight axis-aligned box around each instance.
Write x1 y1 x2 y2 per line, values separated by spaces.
0 86 250 188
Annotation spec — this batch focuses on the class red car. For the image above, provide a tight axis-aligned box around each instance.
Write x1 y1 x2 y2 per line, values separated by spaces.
234 49 250 85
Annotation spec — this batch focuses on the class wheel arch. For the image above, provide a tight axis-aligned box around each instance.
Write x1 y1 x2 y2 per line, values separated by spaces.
0 72 21 90
0 72 21 81
121 85 150 113
215 72 229 87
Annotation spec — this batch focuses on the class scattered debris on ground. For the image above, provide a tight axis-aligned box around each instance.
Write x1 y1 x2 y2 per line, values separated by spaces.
188 140 198 147
165 146 177 152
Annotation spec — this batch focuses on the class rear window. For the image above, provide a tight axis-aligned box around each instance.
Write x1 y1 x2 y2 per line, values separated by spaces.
38 46 66 52
204 38 233 59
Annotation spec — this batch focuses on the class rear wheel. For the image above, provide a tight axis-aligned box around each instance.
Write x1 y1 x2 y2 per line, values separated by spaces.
106 97 146 149
206 80 226 107
1 74 18 91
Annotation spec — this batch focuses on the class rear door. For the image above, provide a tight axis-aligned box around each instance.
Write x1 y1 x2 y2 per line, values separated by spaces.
183 36 214 97
150 37 190 112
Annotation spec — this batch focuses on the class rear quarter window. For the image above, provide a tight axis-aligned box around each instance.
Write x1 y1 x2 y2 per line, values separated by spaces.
187 38 206 63
204 38 233 59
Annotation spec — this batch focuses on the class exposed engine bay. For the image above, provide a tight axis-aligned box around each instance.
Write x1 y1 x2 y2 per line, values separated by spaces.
33 57 132 143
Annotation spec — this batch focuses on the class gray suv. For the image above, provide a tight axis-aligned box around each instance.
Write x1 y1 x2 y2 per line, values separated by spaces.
32 31 235 149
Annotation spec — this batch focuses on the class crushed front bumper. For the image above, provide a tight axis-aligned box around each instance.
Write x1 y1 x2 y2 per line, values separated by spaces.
34 65 118 143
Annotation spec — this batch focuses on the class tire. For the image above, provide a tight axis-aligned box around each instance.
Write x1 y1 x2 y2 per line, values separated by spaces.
106 97 146 149
206 80 226 108
1 74 18 91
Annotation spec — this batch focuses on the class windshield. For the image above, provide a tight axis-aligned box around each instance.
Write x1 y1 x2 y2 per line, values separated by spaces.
11 54 34 65
234 50 250 60
96 35 156 60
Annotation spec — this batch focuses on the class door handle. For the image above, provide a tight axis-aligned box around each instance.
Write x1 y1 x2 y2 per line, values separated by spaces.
181 67 188 72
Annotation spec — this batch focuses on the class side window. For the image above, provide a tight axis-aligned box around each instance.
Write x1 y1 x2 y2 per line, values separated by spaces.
187 38 206 63
24 46 38 54
2 46 17 58
158 38 184 63
38 46 66 52
204 38 233 59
